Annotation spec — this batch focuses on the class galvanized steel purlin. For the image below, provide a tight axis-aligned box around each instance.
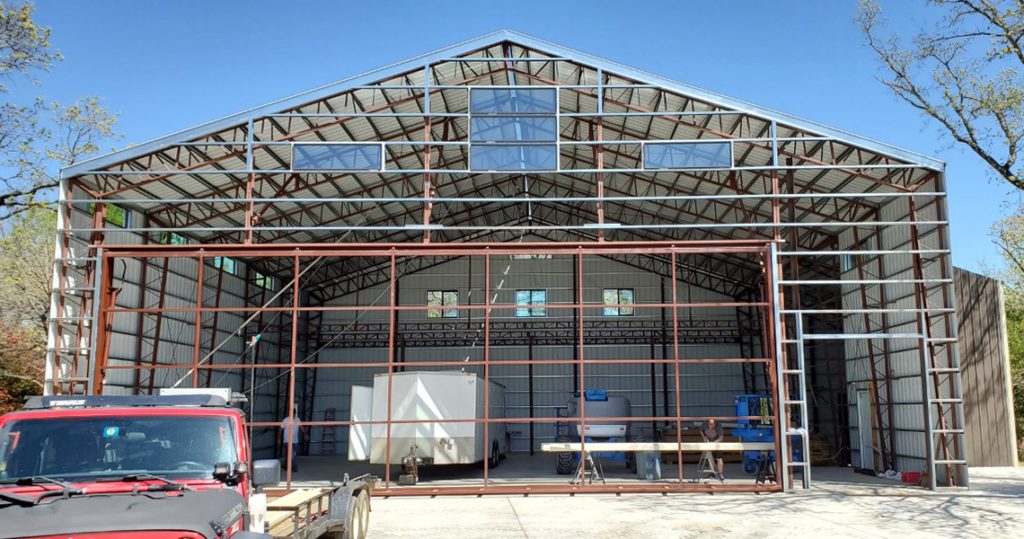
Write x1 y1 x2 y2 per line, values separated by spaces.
62 57 929 231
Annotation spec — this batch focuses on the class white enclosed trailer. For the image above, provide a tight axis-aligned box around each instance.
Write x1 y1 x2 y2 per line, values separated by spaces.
348 371 506 467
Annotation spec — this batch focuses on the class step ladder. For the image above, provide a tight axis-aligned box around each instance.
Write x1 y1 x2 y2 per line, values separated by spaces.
691 451 723 484
570 452 605 485
321 408 337 456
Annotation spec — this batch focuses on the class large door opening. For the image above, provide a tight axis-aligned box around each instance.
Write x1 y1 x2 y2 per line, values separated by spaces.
92 241 788 494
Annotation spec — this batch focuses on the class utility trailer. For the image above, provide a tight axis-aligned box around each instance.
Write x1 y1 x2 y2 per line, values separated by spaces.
348 371 506 483
0 392 375 539
257 476 374 539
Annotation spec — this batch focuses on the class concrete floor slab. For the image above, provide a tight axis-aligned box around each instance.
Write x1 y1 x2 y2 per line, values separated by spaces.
363 467 1024 538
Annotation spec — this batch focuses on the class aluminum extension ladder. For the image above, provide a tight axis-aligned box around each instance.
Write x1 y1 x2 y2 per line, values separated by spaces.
320 408 337 456
777 314 812 490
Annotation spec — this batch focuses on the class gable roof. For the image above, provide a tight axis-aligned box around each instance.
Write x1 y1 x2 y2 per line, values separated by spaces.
63 29 943 178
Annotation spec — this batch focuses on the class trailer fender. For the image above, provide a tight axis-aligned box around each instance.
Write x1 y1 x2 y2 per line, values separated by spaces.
327 484 370 539
329 485 356 524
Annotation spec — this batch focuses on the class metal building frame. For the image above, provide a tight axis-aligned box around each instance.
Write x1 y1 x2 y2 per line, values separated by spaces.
45 31 966 493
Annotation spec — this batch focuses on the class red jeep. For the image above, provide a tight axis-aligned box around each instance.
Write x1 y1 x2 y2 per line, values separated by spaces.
0 394 373 539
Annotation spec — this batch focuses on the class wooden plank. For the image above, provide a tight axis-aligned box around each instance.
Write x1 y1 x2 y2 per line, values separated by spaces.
267 488 325 509
264 514 296 536
269 519 298 539
264 510 294 528
540 442 774 452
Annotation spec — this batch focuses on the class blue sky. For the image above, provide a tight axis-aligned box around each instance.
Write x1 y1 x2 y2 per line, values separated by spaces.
15 0 1015 272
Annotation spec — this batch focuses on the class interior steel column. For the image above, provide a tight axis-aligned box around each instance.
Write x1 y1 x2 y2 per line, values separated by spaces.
191 252 205 388
285 254 299 488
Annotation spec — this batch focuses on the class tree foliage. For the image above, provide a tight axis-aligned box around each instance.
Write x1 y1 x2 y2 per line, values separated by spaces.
0 2 119 408
992 210 1024 458
857 0 1024 189
0 1 118 219
0 206 50 410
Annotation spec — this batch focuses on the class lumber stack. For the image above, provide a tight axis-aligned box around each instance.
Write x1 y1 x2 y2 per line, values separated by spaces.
809 433 837 465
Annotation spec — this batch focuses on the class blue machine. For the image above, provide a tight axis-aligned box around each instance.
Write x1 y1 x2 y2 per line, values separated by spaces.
555 390 632 467
731 394 802 475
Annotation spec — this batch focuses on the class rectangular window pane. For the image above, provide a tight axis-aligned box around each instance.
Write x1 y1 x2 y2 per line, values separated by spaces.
471 116 557 142
255 272 274 290
516 289 546 317
644 141 732 169
428 290 458 318
427 291 443 306
293 144 381 170
471 144 557 171
213 257 237 275
159 231 189 245
603 288 617 316
603 288 634 316
427 290 442 318
443 291 458 318
89 203 129 227
470 88 557 114
619 289 634 316
532 290 546 317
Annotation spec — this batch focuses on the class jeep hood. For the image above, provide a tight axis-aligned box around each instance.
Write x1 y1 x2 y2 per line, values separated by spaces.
0 488 246 539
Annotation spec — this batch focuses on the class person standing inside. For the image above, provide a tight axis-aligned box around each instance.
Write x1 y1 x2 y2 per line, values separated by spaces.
700 418 725 480
280 403 307 473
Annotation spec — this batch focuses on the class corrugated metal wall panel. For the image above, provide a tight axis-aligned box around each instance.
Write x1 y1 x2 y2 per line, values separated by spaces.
955 267 1016 466
311 256 745 455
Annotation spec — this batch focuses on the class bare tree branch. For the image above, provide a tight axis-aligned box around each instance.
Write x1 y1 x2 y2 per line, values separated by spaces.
857 0 1023 189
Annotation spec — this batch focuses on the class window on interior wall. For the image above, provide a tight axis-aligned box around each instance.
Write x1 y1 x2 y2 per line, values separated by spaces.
157 231 189 245
426 290 459 318
254 271 275 290
515 289 547 317
212 256 237 275
841 235 878 273
603 288 634 316
88 203 130 227
510 254 552 260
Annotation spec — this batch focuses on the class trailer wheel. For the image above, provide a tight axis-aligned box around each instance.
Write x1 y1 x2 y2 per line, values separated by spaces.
333 490 370 539
487 440 501 469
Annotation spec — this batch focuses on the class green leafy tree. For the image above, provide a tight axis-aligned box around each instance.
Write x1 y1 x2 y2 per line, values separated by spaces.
1 1 118 219
992 210 1024 458
0 2 119 408
0 207 51 410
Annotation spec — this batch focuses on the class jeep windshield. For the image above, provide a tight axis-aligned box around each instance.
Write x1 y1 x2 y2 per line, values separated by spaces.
0 415 238 483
